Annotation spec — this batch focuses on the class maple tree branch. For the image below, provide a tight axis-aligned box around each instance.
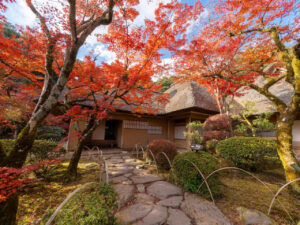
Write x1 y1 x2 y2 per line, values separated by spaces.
205 72 287 109
229 26 294 84
77 0 115 46
68 0 77 41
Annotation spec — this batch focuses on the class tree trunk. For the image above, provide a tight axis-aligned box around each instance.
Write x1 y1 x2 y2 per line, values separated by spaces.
67 138 86 179
0 194 18 225
276 113 300 194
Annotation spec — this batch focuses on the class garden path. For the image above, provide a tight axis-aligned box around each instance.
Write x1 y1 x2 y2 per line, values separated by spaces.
104 154 232 225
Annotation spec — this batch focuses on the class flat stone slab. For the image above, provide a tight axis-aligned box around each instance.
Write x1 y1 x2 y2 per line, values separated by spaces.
109 168 133 177
111 176 131 184
181 193 231 225
116 203 153 224
133 169 150 175
167 208 191 225
108 158 124 164
135 193 155 204
131 174 163 184
113 184 135 208
148 181 182 199
158 196 183 208
133 205 168 225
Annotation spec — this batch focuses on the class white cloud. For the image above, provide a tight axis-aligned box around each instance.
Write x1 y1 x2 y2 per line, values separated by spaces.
186 8 209 35
93 44 116 64
4 0 37 27
134 0 172 26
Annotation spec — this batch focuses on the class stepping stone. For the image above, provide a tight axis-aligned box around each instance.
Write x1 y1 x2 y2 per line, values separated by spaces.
181 193 231 225
147 181 182 199
108 158 124 164
158 196 183 208
137 184 145 193
135 193 155 204
109 168 133 177
113 184 135 208
133 205 167 225
116 203 153 224
133 169 150 175
167 208 191 225
111 176 130 184
124 173 133 178
131 174 163 184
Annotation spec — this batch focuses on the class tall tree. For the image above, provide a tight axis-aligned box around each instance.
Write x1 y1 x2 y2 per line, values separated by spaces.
0 0 120 223
179 0 300 193
65 0 202 178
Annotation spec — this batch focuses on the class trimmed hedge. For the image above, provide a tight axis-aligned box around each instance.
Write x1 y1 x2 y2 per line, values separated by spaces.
216 137 278 171
172 151 220 199
203 130 230 142
146 139 178 170
47 183 119 225
205 139 219 154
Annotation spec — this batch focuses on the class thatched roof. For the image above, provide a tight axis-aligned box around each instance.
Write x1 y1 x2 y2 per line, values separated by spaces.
230 76 294 114
164 81 219 113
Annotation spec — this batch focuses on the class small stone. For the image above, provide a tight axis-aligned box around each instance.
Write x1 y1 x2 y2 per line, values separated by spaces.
131 174 163 184
237 207 274 225
85 163 97 168
167 208 191 225
148 181 182 199
113 184 135 208
181 193 231 225
137 184 145 193
136 165 144 169
158 196 183 208
116 203 153 224
133 205 168 225
135 193 155 204
108 158 124 164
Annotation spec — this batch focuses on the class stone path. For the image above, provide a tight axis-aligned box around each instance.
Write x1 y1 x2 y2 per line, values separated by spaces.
104 154 232 225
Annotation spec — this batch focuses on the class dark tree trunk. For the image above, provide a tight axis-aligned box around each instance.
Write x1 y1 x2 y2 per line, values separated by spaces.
67 138 86 179
0 194 18 225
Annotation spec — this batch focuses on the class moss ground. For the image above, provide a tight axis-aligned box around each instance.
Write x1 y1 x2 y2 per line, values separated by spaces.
17 161 100 224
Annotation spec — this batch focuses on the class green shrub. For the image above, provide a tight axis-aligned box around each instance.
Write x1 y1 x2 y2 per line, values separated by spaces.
172 151 220 199
216 137 278 171
45 183 119 225
146 139 178 170
36 126 66 142
0 139 65 179
205 139 219 154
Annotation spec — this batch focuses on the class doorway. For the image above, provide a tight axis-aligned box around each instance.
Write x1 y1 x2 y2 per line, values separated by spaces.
105 120 118 140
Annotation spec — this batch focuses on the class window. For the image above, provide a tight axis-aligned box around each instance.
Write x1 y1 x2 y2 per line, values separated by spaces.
148 126 162 134
124 120 148 129
174 126 186 140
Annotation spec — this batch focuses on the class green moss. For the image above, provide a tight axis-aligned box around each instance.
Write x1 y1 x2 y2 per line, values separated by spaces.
42 183 119 225
172 151 220 199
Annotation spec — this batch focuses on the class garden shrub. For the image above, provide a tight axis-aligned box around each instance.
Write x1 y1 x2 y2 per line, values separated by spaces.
48 183 119 225
0 139 65 179
205 139 219 154
146 139 178 170
216 137 278 171
172 151 220 199
36 126 66 142
203 130 230 142
203 114 232 131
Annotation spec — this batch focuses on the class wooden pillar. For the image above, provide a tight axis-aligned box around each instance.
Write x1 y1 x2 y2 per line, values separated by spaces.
186 114 192 150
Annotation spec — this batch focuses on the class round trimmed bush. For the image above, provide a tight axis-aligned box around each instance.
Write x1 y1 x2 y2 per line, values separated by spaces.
172 151 220 199
146 139 178 170
216 137 278 171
